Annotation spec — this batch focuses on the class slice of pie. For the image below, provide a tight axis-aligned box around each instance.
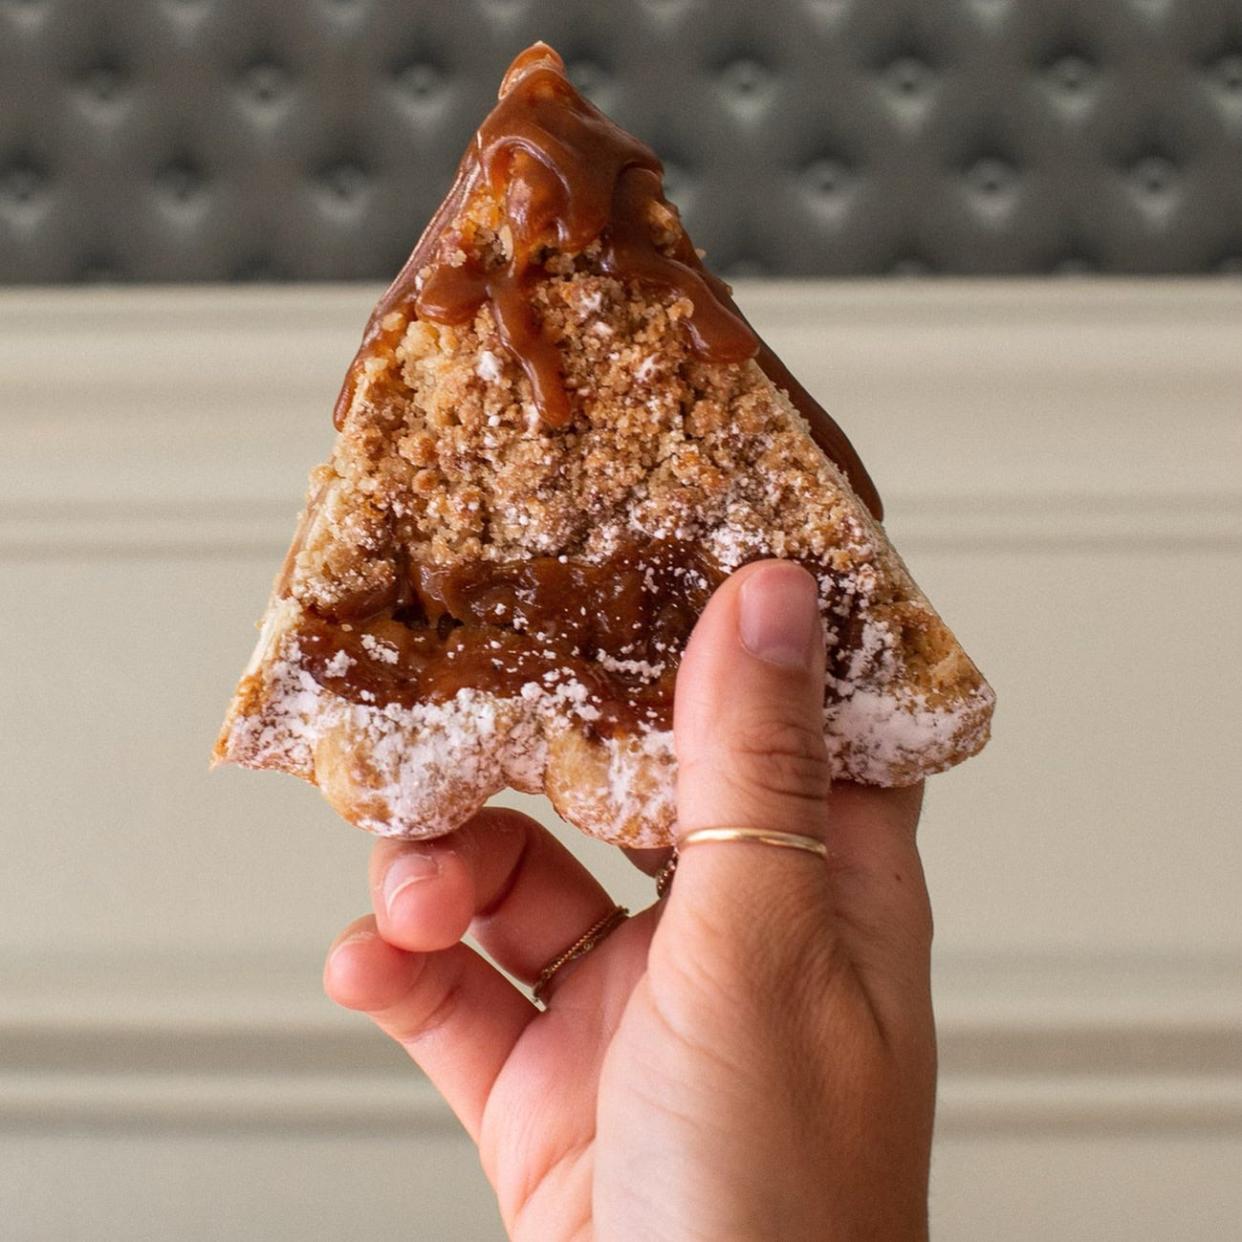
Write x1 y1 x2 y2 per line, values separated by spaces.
214 43 994 847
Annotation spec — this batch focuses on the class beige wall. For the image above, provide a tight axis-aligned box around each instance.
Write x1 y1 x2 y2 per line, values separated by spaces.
2 282 1240 1240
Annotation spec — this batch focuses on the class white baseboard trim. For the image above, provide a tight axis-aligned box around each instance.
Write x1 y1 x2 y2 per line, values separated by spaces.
4 951 1239 1137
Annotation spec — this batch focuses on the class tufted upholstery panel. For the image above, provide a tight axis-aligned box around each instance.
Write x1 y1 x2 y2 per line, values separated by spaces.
2 0 1241 282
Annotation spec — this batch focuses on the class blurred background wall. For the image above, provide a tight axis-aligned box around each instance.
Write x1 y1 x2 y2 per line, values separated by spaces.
3 0 1242 282
2 3 1241 1241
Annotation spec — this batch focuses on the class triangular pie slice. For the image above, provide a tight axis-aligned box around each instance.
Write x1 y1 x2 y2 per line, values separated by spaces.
214 44 994 847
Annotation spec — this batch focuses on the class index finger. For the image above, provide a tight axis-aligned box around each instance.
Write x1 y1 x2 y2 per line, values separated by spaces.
823 781 933 1029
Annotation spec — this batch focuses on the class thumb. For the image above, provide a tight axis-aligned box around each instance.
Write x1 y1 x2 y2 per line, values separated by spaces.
668 559 833 933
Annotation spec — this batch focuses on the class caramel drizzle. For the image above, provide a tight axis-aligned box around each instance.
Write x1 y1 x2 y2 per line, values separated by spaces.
332 42 883 519
414 46 758 427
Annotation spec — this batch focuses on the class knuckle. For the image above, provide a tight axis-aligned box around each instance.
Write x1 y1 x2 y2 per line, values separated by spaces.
726 709 831 806
398 977 465 1045
373 958 459 1043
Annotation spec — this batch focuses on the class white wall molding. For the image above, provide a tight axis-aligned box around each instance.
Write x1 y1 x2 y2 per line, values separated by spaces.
4 951 1240 1137
5 282 1241 513
4 281 1240 556
3 283 1240 1239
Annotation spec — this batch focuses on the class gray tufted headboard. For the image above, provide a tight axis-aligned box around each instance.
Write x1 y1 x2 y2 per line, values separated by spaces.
2 0 1241 283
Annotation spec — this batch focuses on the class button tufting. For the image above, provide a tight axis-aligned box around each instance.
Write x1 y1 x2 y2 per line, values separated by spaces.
395 61 441 100
155 159 203 203
1216 54 1242 91
1125 153 1180 225
719 58 771 98
1048 54 1094 93
1040 50 1099 121
243 59 288 104
803 157 850 197
3 8 1241 280
885 56 931 97
80 60 127 103
1130 154 1176 197
321 163 368 200
314 161 372 218
0 159 45 205
879 55 936 128
967 157 1015 194
802 157 854 225
964 156 1019 219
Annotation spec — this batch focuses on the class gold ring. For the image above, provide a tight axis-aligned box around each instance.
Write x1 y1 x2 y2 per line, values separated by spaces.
654 853 678 898
677 827 829 859
532 905 629 1006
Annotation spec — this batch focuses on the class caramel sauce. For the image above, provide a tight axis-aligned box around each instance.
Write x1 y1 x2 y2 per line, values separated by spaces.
412 49 757 427
303 45 890 743
301 539 725 735
331 42 883 519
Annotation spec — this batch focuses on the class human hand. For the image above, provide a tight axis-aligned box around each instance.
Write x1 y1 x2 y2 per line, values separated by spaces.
324 560 936 1241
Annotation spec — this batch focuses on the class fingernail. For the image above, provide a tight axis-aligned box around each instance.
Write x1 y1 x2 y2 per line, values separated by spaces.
737 564 820 670
382 851 440 915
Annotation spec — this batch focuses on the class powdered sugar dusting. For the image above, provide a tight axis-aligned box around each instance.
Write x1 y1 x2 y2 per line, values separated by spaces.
360 633 398 664
550 726 678 848
323 648 353 677
476 350 505 383
705 522 768 572
603 728 676 844
220 651 330 777
352 690 530 838
596 652 666 680
826 685 996 785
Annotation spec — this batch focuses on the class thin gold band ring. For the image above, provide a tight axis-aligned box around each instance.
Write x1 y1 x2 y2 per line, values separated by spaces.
677 826 829 859
653 828 828 899
532 905 629 1006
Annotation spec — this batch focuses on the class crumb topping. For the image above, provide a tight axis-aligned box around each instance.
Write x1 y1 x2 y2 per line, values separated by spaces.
282 238 971 735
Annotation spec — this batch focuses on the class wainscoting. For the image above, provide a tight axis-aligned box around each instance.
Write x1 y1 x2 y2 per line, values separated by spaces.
3 282 1239 1240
